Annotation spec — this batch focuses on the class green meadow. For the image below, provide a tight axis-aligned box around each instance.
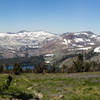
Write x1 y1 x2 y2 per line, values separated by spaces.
1 72 100 100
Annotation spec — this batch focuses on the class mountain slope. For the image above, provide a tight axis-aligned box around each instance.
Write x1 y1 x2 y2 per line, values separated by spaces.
0 30 100 58
41 31 100 54
0 30 57 49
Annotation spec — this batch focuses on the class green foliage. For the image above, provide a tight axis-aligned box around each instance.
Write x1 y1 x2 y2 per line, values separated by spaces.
72 54 84 72
0 75 12 91
59 65 68 73
13 63 22 75
48 64 56 73
83 62 91 72
90 61 98 72
78 53 84 62
0 55 44 65
5 64 9 72
0 64 3 73
0 53 99 74
1 73 100 99
0 74 33 100
70 54 99 73
33 63 46 73
25 68 32 73
60 53 99 73
33 64 57 73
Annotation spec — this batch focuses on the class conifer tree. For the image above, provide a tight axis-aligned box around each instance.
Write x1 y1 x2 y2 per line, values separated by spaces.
13 63 22 75
0 64 3 73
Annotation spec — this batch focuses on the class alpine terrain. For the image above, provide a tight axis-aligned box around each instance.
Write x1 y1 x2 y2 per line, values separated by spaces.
0 30 100 58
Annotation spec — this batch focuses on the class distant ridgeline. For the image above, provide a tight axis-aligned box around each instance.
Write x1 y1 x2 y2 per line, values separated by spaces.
0 55 44 65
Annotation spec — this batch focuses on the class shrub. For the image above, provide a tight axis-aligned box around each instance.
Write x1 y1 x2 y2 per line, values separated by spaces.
0 64 3 73
33 63 46 73
13 63 22 75
72 54 84 72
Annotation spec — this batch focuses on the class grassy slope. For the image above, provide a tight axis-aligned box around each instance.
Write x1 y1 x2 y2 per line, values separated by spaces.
1 72 100 100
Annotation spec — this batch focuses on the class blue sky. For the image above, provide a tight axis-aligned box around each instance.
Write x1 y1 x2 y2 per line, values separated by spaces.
0 0 100 34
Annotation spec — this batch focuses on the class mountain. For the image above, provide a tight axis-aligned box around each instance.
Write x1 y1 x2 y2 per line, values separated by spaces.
0 30 57 48
0 30 58 58
61 31 100 48
41 31 100 54
0 30 100 58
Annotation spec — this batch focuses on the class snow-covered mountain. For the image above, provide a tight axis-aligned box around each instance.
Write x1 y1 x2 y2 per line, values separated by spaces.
61 31 100 48
40 31 100 54
0 30 57 49
0 30 100 58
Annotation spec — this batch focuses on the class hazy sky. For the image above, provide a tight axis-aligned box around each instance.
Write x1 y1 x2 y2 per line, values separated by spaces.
0 0 100 34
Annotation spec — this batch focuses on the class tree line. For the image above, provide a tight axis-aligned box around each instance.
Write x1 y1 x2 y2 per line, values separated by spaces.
0 53 100 75
61 54 100 73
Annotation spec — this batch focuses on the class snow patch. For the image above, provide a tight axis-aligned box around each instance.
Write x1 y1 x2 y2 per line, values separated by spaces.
77 47 92 50
88 43 95 45
94 47 100 53
62 39 71 45
74 32 88 36
74 38 84 42
91 35 97 38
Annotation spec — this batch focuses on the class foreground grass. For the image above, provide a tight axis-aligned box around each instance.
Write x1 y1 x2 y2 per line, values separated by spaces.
1 72 100 100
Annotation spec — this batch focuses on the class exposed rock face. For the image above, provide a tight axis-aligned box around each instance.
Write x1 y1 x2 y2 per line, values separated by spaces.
40 31 100 54
0 31 100 58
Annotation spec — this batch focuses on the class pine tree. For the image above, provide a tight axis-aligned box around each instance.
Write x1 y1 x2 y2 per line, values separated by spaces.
5 64 9 72
13 63 22 75
72 54 84 72
0 64 3 73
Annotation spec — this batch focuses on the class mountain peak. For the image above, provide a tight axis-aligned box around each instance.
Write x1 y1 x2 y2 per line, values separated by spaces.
17 30 30 33
80 31 95 34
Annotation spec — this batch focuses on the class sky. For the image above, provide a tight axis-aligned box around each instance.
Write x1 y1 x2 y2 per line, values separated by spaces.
0 0 100 34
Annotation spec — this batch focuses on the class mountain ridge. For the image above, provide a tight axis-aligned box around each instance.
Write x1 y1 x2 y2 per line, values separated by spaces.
0 30 99 58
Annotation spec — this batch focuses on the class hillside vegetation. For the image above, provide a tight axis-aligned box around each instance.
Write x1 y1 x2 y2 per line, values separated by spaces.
1 73 100 100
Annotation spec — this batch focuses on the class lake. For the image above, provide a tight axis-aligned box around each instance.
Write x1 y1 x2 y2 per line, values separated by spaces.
7 65 34 70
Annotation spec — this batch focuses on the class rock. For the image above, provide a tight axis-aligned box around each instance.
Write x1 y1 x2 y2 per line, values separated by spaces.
27 86 33 90
37 93 43 99
0 98 9 100
33 91 43 99
29 99 37 100
53 95 64 100
58 95 64 99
